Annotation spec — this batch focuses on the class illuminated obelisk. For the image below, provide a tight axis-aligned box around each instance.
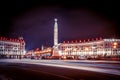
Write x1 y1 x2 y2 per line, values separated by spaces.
52 18 59 57
54 18 58 46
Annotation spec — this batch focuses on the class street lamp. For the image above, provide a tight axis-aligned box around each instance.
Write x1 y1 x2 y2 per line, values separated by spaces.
113 42 118 49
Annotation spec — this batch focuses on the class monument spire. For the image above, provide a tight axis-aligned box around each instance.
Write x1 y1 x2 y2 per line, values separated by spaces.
52 18 59 57
54 18 58 46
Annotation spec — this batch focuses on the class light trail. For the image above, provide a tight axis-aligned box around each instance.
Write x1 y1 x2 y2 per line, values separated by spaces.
0 59 120 76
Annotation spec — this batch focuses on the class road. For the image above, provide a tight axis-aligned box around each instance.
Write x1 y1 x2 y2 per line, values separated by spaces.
0 59 120 80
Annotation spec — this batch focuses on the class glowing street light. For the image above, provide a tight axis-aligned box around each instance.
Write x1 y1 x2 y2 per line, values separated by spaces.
113 42 118 49
85 47 89 51
113 46 117 49
113 42 118 46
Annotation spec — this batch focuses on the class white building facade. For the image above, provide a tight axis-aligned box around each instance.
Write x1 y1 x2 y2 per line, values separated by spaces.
57 38 120 59
0 37 25 58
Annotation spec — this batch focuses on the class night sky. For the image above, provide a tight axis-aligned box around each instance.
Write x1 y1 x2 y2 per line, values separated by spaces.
0 0 120 51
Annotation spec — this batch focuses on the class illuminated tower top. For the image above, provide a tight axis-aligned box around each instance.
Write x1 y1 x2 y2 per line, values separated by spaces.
54 18 58 46
54 18 57 22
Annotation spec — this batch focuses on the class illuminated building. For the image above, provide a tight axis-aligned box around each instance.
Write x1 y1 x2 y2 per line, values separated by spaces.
57 38 120 59
24 18 120 60
26 47 52 59
34 47 52 59
0 37 26 58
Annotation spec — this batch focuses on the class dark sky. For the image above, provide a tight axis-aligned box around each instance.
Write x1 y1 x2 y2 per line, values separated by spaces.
0 0 120 50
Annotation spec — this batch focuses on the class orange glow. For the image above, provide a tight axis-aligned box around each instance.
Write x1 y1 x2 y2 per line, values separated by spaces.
113 46 117 49
73 48 77 51
85 47 89 51
113 42 118 46
63 56 66 59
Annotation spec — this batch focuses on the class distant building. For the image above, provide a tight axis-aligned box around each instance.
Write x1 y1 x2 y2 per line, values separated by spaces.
25 47 53 59
23 18 120 60
0 37 26 58
57 38 120 60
